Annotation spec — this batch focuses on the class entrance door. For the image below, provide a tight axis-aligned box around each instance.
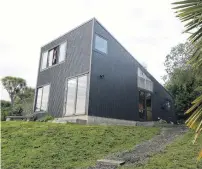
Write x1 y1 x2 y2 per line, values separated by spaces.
138 90 152 121
146 93 152 121
139 91 146 120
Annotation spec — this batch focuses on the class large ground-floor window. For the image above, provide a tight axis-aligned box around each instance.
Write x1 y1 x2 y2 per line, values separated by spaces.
35 84 50 112
64 74 88 116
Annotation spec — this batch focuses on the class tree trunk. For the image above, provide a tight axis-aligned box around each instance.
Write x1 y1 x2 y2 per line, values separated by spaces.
10 96 14 116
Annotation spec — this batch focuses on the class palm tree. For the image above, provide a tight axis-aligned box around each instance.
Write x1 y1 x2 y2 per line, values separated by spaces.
173 0 202 160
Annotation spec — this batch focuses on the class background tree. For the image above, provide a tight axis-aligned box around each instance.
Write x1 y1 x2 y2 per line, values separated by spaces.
14 87 35 116
1 76 26 107
163 42 201 120
173 0 202 159
163 42 192 82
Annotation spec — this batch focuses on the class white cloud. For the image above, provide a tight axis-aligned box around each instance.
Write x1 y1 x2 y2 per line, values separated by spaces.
0 0 187 101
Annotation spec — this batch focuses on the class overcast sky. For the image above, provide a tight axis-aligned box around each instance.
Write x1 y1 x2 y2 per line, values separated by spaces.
0 0 187 101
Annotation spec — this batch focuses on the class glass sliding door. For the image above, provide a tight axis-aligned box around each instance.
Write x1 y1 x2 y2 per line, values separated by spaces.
75 75 87 115
65 78 77 116
64 74 88 116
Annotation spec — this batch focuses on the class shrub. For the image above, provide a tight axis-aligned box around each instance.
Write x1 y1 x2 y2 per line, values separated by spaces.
37 114 54 122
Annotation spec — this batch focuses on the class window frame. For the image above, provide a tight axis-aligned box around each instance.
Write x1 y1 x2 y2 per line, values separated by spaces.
35 83 51 112
40 51 48 71
137 68 153 92
63 73 89 117
40 41 67 71
94 34 108 55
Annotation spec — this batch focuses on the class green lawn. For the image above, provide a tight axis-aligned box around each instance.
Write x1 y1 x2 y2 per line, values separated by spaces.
1 122 159 169
122 131 202 169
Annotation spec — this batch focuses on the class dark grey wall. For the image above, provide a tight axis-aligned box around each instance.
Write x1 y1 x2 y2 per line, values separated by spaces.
88 20 139 121
35 20 93 117
88 20 176 122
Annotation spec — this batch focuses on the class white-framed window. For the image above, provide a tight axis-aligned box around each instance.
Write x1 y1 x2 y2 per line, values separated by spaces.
41 51 48 70
95 34 108 54
59 42 67 62
40 41 67 71
64 74 88 116
137 68 153 92
35 84 50 112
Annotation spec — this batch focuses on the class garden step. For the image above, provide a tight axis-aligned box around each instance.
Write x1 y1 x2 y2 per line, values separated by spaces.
97 159 125 166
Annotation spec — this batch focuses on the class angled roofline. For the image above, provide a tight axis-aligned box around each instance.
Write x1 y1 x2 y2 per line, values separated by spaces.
93 18 172 98
41 18 95 49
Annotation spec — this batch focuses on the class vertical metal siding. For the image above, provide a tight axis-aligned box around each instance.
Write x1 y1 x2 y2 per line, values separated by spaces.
88 20 139 121
88 19 175 122
35 20 93 117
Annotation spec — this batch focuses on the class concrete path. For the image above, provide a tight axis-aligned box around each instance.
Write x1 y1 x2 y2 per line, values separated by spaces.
88 127 187 169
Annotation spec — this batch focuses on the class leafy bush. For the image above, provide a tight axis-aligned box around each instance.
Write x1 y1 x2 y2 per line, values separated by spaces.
37 114 54 122
1 100 11 121
1 110 9 121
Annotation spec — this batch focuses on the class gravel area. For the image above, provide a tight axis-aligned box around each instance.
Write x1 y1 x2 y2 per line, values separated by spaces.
88 127 187 169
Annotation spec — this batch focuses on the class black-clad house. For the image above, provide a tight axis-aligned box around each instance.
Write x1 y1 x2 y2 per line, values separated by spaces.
34 18 176 124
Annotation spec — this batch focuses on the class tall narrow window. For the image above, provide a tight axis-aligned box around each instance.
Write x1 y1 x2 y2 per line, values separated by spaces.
75 75 87 115
35 84 50 112
41 51 48 70
59 42 67 62
95 35 108 54
48 49 54 67
65 78 77 116
41 85 50 111
36 88 43 111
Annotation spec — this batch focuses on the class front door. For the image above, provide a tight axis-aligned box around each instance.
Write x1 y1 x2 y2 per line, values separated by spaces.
138 90 152 121
146 93 152 121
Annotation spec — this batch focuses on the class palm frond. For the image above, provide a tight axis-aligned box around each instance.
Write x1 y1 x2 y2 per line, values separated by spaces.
173 0 202 160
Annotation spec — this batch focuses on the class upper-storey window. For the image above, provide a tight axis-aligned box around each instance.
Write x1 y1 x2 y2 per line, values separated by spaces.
137 68 153 92
95 34 108 54
41 51 48 70
40 41 67 71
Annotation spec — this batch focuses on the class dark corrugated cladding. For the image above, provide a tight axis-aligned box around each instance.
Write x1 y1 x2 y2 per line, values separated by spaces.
35 19 93 117
88 19 139 121
34 18 176 122
88 19 176 122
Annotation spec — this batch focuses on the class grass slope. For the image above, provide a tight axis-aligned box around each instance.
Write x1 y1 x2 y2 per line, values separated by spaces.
123 131 202 169
1 122 159 169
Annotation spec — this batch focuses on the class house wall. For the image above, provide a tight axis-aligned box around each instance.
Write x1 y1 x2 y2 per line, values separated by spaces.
34 20 93 117
88 20 139 121
88 20 176 122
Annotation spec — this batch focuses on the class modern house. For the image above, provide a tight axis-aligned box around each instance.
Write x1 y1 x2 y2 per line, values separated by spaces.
34 18 176 124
